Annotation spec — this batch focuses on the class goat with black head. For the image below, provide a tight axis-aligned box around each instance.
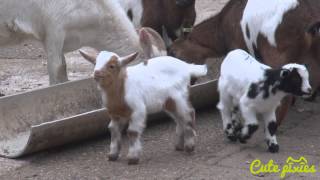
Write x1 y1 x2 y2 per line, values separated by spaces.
217 49 312 153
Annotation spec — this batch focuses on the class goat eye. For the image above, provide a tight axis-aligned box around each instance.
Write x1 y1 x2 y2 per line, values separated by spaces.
109 64 115 69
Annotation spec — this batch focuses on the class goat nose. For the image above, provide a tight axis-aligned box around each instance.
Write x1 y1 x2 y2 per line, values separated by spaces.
93 71 103 79
307 87 313 94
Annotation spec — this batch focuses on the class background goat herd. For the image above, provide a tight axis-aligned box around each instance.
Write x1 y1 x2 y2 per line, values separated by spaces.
0 0 221 95
0 0 320 179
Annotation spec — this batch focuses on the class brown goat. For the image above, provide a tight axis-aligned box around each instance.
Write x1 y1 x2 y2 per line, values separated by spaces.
169 0 247 64
170 0 320 91
141 0 195 42
169 0 320 125
120 0 196 44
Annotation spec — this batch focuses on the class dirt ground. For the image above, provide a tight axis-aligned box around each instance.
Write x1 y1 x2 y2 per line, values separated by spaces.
1 0 320 180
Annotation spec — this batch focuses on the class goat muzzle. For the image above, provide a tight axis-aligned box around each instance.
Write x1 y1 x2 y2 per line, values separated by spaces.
93 71 105 80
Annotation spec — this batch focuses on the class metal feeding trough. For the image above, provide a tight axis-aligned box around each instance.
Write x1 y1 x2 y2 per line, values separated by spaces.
0 78 218 158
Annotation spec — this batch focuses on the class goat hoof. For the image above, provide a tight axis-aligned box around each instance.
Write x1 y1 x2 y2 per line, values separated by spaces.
227 135 237 142
108 153 119 161
184 145 195 153
128 157 139 165
268 144 279 153
304 91 317 102
175 144 184 151
238 137 247 144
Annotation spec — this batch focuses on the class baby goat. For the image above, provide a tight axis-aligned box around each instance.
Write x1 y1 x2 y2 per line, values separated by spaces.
217 49 312 153
80 49 207 164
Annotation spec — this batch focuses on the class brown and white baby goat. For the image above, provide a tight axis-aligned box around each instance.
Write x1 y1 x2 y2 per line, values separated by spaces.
80 49 207 165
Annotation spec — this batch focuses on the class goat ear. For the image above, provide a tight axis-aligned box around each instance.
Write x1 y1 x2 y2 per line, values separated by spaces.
79 49 99 64
120 52 139 67
139 27 167 59
307 22 320 36
139 28 153 59
280 69 290 78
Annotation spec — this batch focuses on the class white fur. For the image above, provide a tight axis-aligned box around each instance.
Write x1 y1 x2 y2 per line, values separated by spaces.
124 56 207 114
95 51 119 71
123 56 206 160
118 0 143 28
217 49 311 151
0 0 139 84
240 0 299 55
151 44 167 57
218 50 280 115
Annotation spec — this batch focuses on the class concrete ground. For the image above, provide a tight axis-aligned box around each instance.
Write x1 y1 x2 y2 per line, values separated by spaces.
0 99 320 180
1 0 320 179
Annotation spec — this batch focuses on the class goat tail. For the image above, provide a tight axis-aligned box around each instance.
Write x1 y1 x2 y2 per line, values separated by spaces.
189 64 208 77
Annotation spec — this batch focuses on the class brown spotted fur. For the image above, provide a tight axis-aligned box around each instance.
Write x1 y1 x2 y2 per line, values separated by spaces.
169 0 320 125
141 0 196 41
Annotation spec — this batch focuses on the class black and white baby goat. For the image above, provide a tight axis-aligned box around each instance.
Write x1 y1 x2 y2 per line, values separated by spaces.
217 49 312 153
